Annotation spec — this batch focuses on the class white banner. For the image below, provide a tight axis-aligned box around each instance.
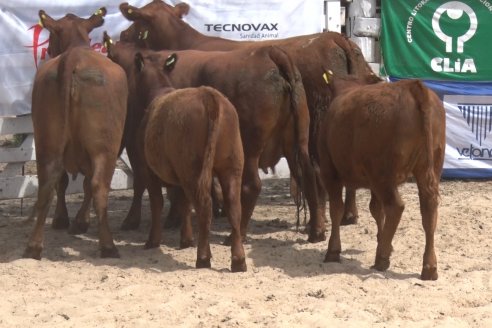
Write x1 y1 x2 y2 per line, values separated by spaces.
169 0 324 41
0 0 325 117
443 94 492 177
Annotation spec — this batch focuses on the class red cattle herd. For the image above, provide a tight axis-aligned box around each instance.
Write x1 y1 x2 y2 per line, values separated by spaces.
22 1 446 280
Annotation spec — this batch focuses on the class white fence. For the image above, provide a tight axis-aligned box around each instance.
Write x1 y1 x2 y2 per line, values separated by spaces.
0 115 133 201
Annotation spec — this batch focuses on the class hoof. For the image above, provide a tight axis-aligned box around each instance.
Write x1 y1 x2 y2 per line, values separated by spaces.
371 255 390 271
51 216 70 230
324 251 341 263
340 215 358 226
100 247 120 258
308 230 326 243
196 258 211 269
179 239 194 249
121 218 140 231
421 265 438 281
231 258 247 272
68 221 89 235
23 246 42 260
144 240 160 249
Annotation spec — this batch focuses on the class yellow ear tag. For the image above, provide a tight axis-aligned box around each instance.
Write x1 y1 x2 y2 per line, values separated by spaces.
38 19 44 27
105 36 113 49
142 30 149 40
128 9 133 14
323 72 330 85
166 56 176 67
95 9 103 16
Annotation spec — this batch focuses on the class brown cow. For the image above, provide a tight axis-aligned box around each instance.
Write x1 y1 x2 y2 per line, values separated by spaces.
23 9 128 259
106 36 317 244
132 51 246 271
317 72 446 280
102 32 209 232
118 0 376 238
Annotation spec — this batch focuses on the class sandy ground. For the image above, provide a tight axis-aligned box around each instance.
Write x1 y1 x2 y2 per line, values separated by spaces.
0 178 491 327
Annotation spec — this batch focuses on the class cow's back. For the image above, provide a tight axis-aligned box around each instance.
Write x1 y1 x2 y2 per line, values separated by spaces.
144 86 242 186
32 47 127 175
321 80 445 188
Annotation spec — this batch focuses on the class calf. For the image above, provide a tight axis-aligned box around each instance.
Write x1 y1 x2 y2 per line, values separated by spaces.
23 9 128 259
133 51 246 271
317 72 446 280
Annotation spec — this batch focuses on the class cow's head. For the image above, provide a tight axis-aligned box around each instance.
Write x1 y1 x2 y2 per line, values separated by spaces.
119 1 190 50
134 51 178 106
39 7 106 57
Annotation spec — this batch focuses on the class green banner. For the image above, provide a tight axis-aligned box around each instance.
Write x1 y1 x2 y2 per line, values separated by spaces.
381 0 492 81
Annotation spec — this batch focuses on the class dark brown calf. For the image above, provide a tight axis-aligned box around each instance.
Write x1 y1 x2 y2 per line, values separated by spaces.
317 73 446 280
133 52 246 271
23 9 128 259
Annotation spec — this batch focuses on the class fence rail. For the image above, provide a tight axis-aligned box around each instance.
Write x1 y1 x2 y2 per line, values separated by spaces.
0 115 133 201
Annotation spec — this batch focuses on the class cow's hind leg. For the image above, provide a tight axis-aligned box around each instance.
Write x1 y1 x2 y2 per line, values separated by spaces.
369 191 385 243
415 176 439 281
121 143 145 231
371 187 404 272
69 176 92 234
284 145 326 243
51 171 69 229
145 171 164 249
23 160 63 259
218 170 246 272
324 180 344 262
341 188 359 225
189 184 212 269
91 156 119 258
164 187 185 229
224 157 261 246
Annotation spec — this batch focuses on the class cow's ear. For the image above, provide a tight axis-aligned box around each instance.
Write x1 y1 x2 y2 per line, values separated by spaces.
39 10 57 31
84 7 106 31
174 3 190 18
120 3 152 22
135 52 145 72
164 54 178 71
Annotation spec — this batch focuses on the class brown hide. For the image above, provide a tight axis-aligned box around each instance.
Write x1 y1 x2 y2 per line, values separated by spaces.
317 77 446 280
108 38 319 241
119 0 376 240
24 9 128 259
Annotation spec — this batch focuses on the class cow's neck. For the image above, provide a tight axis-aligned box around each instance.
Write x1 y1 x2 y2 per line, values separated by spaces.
64 28 92 52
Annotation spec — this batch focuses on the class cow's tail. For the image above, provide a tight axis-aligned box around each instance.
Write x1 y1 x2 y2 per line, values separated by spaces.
57 51 79 180
196 88 221 211
411 80 440 197
267 46 306 227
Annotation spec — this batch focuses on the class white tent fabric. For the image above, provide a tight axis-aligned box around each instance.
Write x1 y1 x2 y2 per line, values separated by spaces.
0 0 324 117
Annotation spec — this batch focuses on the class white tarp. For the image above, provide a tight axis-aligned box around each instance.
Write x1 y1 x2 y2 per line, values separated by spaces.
0 0 325 117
